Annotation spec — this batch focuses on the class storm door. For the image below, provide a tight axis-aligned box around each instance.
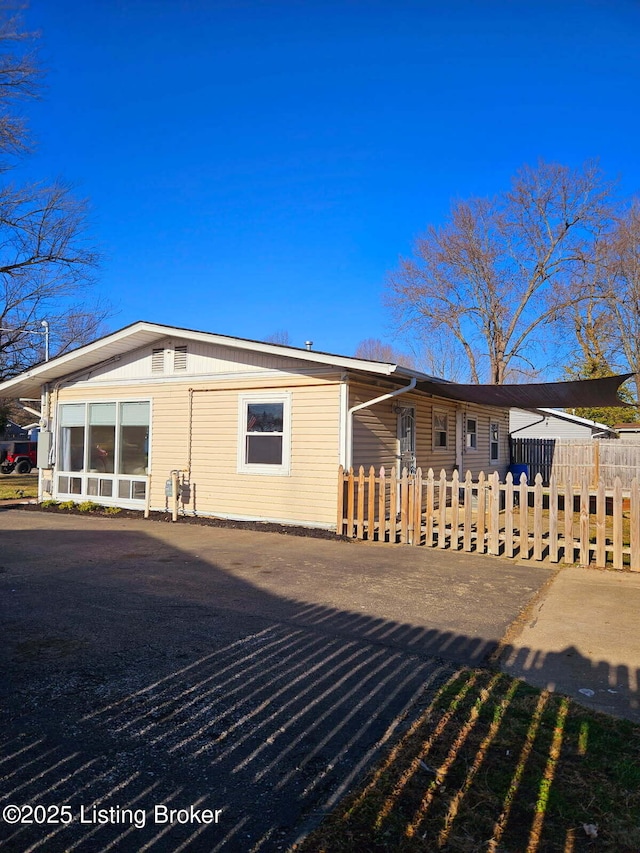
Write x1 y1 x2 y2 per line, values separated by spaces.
397 406 416 474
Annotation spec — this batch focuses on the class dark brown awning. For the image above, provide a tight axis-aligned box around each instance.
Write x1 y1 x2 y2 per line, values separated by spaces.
413 373 635 408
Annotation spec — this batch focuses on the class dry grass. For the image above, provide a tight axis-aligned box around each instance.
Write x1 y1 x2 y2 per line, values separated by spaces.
0 472 38 500
297 670 640 852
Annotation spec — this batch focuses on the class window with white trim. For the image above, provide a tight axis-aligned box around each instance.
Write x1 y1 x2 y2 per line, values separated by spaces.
490 422 500 462
238 393 290 474
433 410 448 449
466 417 477 450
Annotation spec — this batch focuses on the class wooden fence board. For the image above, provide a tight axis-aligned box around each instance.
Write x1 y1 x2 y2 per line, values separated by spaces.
548 476 558 563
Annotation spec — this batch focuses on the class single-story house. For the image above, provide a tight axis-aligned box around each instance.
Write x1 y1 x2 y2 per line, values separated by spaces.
0 322 631 529
509 408 617 440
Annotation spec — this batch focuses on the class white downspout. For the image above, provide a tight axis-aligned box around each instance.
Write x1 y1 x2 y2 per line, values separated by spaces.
345 377 417 469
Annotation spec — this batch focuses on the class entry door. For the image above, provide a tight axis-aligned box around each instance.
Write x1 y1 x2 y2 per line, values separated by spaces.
398 406 416 474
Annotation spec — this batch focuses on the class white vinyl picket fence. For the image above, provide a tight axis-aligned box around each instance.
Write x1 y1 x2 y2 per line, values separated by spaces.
337 465 640 570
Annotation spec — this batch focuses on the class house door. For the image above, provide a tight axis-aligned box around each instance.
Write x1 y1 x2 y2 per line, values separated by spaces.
397 406 416 474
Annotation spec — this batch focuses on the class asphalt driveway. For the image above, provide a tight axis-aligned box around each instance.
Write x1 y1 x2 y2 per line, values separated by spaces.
0 509 551 851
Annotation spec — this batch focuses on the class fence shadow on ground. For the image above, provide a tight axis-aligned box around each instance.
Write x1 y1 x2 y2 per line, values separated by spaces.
0 526 638 852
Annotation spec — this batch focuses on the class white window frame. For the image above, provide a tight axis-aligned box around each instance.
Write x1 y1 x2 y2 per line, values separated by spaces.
237 392 291 476
433 409 449 450
490 421 500 463
466 416 478 450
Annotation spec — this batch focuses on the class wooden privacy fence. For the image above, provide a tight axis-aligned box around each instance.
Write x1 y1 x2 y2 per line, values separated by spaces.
510 437 640 489
337 465 640 570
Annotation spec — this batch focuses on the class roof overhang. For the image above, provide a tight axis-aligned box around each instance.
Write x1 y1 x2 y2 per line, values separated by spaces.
0 320 633 410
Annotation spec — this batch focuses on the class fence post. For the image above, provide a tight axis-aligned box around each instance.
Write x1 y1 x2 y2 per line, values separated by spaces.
400 467 409 544
337 465 345 535
595 479 606 568
389 467 397 543
407 470 415 546
347 466 355 538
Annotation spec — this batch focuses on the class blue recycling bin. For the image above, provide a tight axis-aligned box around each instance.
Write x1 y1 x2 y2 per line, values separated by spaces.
508 463 529 482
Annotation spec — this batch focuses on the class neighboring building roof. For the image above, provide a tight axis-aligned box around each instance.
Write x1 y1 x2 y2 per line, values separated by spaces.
511 408 617 437
613 423 640 431
0 420 29 440
0 320 633 409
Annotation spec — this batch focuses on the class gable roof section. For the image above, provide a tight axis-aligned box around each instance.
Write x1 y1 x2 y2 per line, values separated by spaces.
0 320 633 408
511 407 617 436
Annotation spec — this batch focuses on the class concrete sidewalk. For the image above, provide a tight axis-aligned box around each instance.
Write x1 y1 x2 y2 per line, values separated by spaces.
499 565 640 723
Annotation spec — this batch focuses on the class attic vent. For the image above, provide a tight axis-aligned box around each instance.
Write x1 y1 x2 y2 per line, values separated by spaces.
151 348 165 373
174 345 187 371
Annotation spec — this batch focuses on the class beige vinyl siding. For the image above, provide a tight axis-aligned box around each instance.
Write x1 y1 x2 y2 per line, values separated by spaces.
350 383 398 472
56 374 341 526
457 403 510 479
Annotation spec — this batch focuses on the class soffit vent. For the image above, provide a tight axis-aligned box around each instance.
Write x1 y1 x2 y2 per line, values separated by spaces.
152 348 165 373
174 345 188 371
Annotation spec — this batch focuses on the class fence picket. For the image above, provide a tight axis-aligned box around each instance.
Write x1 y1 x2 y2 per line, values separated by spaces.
533 473 543 560
477 471 486 554
414 467 423 546
451 469 460 550
367 466 376 541
596 479 606 568
389 467 397 544
357 466 365 540
426 468 435 547
463 470 473 552
631 478 640 572
579 476 590 567
563 483 573 564
548 475 558 562
346 466 355 538
489 472 500 556
504 473 514 559
438 469 447 549
400 467 409 544
378 466 386 542
337 465 345 535
519 473 529 559
613 477 623 570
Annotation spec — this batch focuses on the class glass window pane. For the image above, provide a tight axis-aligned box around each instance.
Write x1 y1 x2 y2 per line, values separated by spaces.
60 404 85 427
87 478 98 496
246 435 283 465
70 477 82 495
60 426 85 471
131 481 146 500
88 424 115 473
247 403 283 433
89 403 116 425
58 475 69 493
99 479 113 497
119 426 149 474
118 480 130 499
121 402 150 426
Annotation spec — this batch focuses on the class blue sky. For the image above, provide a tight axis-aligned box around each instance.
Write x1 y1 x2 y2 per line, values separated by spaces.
22 0 640 365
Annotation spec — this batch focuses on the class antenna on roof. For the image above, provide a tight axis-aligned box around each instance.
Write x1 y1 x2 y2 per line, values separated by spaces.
305 341 313 351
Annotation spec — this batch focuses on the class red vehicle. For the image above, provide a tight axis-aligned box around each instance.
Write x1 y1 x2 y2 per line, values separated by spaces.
0 440 38 474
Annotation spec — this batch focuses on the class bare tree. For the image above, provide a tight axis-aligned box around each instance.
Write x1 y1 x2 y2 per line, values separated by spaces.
601 201 640 405
264 330 291 346
0 6 104 381
387 160 614 384
354 337 416 369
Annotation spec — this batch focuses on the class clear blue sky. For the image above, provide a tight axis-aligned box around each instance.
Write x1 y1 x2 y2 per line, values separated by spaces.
22 0 640 360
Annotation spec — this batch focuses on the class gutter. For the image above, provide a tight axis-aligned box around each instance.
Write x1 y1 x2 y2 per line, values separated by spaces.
344 377 417 468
